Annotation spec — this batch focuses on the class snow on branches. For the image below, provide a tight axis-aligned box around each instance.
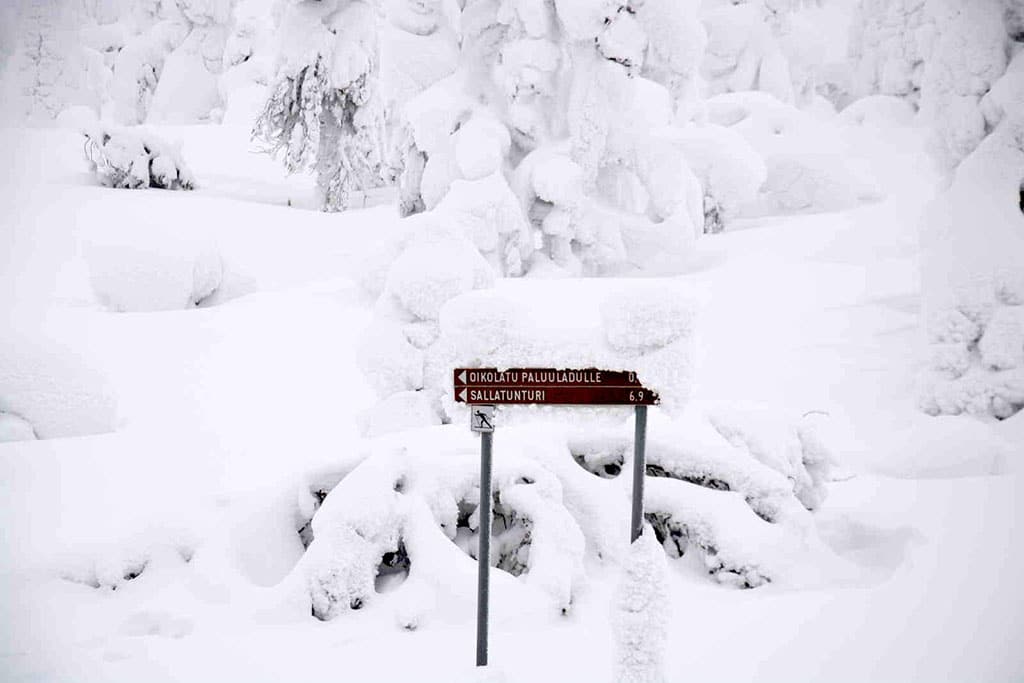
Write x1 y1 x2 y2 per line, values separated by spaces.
282 400 844 626
292 442 586 622
83 124 196 190
254 0 387 212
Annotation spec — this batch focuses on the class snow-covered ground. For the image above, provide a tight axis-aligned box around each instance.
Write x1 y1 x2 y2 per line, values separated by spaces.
1 117 1022 683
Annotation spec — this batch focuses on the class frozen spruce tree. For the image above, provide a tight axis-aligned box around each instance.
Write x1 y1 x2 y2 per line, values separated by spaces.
701 0 825 106
3 0 108 122
254 0 387 212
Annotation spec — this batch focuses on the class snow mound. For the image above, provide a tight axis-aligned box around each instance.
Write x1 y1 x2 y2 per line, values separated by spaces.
612 526 669 683
839 95 917 128
0 325 118 439
667 124 766 221
869 417 1013 479
82 222 223 312
748 151 883 216
83 125 196 190
705 92 883 215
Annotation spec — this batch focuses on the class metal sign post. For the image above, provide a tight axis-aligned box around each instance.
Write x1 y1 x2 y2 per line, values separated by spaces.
456 368 658 668
631 405 647 543
469 405 495 667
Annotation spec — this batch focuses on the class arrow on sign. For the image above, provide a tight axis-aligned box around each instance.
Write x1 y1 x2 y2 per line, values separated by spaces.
458 370 468 384
459 388 468 402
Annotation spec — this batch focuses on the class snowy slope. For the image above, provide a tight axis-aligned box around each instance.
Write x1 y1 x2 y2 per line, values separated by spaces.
1 114 1022 683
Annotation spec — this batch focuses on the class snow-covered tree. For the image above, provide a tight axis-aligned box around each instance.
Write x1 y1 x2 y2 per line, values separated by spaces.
2 0 109 122
107 0 237 125
849 0 1020 171
847 0 932 103
701 0 826 107
254 0 387 212
920 105 1024 420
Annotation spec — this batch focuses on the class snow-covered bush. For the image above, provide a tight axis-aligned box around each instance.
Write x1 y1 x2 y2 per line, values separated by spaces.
919 114 1024 420
83 124 196 190
254 0 387 212
0 325 118 439
279 400 843 625
82 218 222 312
705 92 881 215
287 441 585 622
838 94 917 128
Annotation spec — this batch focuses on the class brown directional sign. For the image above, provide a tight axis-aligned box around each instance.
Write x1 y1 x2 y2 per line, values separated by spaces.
453 368 660 406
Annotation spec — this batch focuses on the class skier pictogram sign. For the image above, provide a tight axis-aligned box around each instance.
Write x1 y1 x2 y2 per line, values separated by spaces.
470 405 495 433
458 366 652 669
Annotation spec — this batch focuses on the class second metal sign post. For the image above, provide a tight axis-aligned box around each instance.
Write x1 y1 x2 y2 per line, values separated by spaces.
457 367 658 667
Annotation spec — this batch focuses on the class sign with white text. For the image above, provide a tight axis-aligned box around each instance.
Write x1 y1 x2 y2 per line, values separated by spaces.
453 368 659 406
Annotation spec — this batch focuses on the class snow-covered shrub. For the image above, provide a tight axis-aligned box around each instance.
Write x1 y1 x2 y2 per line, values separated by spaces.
665 124 767 226
288 442 585 622
82 219 222 312
83 124 196 190
569 401 840 587
612 525 669 683
838 94 917 128
0 325 118 439
283 399 844 626
705 92 881 215
254 0 387 212
920 114 1024 419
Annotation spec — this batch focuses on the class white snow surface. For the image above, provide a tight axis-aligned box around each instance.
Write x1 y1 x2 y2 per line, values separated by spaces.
1 47 1024 683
